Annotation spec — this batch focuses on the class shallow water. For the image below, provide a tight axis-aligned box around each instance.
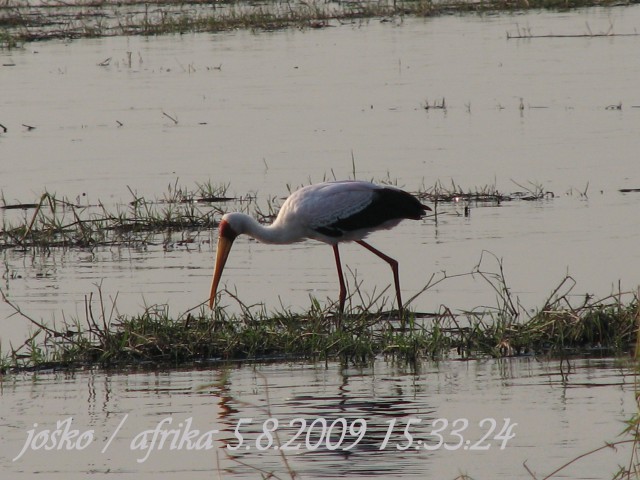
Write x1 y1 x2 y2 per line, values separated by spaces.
1 6 640 478
0 357 636 479
2 7 640 347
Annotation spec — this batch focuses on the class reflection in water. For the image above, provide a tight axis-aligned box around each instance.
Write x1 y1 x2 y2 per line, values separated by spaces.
0 357 635 479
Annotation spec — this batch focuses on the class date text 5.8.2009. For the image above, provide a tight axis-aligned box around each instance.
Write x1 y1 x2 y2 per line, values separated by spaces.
226 417 517 452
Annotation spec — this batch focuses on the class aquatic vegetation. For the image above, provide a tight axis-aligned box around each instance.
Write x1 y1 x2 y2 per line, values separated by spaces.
0 181 636 372
0 179 545 251
0 181 231 250
0 252 637 373
1 0 635 47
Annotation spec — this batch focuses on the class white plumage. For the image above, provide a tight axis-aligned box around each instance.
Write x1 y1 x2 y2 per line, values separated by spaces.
209 180 430 313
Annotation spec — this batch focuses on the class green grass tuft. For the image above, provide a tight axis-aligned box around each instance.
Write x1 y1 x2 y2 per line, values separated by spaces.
1 271 637 373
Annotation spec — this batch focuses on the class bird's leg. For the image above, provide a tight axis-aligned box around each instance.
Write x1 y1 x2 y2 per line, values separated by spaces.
332 245 347 315
355 240 403 316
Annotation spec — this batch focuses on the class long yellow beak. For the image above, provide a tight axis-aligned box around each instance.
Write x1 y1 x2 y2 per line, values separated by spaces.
209 235 233 309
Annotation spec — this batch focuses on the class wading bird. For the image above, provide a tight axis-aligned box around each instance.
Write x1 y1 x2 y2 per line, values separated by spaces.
209 180 430 313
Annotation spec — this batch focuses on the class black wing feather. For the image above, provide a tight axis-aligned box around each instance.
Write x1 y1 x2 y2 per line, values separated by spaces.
314 187 428 238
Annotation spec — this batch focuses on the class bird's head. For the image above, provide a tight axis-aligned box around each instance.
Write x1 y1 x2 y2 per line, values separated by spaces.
209 214 240 309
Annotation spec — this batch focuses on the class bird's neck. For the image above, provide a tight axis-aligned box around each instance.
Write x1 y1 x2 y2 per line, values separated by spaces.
225 213 299 245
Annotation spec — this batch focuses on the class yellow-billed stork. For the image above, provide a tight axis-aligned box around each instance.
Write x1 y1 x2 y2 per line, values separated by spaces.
209 180 431 313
